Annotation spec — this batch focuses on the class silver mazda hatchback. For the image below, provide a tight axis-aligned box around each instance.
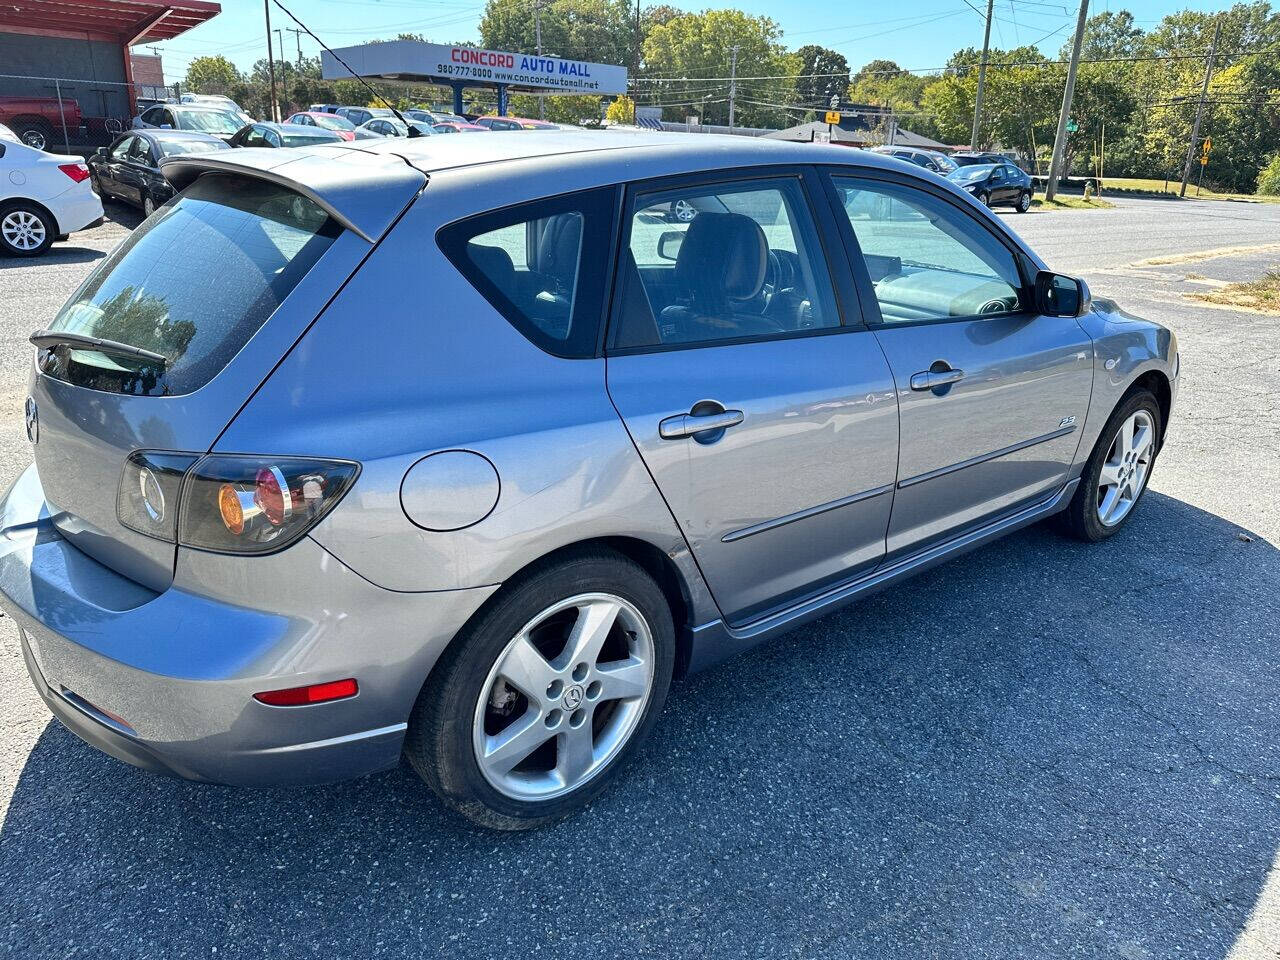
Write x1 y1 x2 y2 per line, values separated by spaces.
0 132 1178 829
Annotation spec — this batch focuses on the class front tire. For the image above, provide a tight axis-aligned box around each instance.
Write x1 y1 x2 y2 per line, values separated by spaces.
143 195 156 218
0 202 54 257
406 548 675 830
1056 389 1161 542
977 191 991 208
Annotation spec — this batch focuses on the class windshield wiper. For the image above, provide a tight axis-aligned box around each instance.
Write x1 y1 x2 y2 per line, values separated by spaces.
30 330 167 366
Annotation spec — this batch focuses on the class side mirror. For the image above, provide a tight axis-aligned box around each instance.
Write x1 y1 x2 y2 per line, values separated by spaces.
94 147 107 158
657 230 685 262
1035 270 1089 317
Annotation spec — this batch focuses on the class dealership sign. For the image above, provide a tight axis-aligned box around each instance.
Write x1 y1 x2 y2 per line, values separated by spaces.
322 40 628 95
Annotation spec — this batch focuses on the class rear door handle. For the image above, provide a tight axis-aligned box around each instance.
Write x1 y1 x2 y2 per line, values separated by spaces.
659 409 744 440
910 368 965 391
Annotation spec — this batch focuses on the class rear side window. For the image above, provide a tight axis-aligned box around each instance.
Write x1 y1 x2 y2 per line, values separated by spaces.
438 187 615 358
39 174 339 396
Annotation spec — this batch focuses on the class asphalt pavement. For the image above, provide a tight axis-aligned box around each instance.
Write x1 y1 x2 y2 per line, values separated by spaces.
0 195 1277 959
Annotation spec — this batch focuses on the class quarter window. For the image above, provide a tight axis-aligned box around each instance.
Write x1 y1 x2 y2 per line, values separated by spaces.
438 187 615 358
831 176 1024 324
610 178 839 350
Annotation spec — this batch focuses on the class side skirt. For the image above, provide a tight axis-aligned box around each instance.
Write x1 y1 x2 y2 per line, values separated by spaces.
684 478 1080 674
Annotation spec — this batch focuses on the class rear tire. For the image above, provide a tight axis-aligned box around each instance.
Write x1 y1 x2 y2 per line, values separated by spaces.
1016 190 1032 213
0 202 54 257
1055 389 1161 542
406 548 675 830
143 195 156 218
14 120 51 151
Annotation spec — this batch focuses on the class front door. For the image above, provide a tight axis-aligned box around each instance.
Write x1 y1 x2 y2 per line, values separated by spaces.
606 172 899 624
825 172 1094 556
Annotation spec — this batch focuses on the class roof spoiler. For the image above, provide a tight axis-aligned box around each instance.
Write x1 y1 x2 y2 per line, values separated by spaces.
161 147 426 244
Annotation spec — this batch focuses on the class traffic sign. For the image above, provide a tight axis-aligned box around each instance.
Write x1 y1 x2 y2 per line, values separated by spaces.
824 110 841 125
1201 156 1208 165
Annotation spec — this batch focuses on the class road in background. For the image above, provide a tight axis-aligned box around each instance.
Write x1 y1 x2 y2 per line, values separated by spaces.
0 197 1277 959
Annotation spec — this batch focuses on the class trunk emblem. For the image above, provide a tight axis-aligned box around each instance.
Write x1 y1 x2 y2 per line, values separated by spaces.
23 397 37 444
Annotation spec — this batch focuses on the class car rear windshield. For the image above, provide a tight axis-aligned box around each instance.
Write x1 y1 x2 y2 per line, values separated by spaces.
39 174 339 397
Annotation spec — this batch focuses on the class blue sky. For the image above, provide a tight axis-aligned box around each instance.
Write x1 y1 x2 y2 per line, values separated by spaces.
147 0 1236 83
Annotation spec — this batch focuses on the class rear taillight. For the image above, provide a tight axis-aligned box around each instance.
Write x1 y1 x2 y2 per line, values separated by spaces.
117 451 358 553
179 455 359 554
117 450 200 542
58 163 91 183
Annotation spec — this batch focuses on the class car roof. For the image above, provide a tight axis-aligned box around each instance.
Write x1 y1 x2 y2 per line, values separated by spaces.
161 130 938 243
255 121 335 134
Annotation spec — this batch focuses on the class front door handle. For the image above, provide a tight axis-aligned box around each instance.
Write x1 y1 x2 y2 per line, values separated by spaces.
910 367 965 391
659 408 744 440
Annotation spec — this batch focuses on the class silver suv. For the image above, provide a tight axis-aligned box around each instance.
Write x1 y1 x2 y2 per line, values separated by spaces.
0 133 1178 829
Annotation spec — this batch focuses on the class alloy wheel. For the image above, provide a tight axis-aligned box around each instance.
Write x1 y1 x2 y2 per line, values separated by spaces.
1 210 47 251
1097 409 1154 526
672 199 697 222
472 592 655 802
19 129 47 151
144 196 156 217
1019 191 1031 212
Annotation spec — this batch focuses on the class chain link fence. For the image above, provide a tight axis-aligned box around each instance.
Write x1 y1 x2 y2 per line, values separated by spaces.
1 72 184 154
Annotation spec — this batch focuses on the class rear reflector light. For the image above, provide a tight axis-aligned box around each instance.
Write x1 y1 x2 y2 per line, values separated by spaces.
254 678 358 707
58 163 91 183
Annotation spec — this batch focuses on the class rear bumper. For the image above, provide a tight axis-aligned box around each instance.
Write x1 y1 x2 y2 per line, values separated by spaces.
47 183 104 236
0 463 497 786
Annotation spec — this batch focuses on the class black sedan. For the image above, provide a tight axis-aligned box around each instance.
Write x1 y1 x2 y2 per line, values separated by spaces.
947 162 1034 213
227 121 345 149
88 129 228 216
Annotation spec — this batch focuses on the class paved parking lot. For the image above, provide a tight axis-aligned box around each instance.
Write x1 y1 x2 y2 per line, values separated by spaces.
0 195 1277 959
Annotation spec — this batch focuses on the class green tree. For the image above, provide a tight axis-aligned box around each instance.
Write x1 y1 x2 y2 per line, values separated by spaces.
792 45 849 111
606 94 636 123
479 0 638 67
640 9 793 127
184 55 241 95
1257 152 1280 193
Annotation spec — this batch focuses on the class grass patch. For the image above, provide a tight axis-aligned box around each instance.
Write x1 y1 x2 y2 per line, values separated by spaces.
1100 177 1280 203
1189 270 1280 313
1031 194 1115 210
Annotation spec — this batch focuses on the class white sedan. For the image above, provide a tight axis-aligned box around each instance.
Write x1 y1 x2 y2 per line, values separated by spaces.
0 135 103 257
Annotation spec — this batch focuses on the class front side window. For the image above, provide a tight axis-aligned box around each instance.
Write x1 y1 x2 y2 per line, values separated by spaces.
438 187 614 358
611 178 839 350
831 176 1023 324
40 175 339 396
180 110 241 135
110 136 136 160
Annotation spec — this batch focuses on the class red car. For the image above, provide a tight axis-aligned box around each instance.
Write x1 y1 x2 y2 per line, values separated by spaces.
284 111 358 141
433 121 488 133
0 97 83 151
473 115 559 131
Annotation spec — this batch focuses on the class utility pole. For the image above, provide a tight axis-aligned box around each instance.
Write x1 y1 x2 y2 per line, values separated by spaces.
971 0 994 150
1179 16 1221 198
535 0 546 120
287 26 303 70
263 0 279 121
1044 0 1089 202
728 44 740 132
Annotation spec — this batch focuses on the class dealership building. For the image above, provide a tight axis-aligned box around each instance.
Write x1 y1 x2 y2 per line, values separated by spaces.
322 39 628 117
0 0 221 147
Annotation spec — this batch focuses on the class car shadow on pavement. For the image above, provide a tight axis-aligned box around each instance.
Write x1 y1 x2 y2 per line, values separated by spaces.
1 490 1277 959
0 246 105 270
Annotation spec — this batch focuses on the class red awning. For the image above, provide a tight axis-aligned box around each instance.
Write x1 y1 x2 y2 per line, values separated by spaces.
0 0 221 44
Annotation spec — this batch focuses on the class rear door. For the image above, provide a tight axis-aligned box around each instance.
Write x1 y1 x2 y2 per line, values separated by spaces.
823 170 1093 556
605 169 899 624
27 172 386 590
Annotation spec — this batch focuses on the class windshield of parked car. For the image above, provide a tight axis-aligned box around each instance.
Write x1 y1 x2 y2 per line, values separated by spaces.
178 109 242 134
948 164 997 183
40 175 339 396
310 114 354 131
